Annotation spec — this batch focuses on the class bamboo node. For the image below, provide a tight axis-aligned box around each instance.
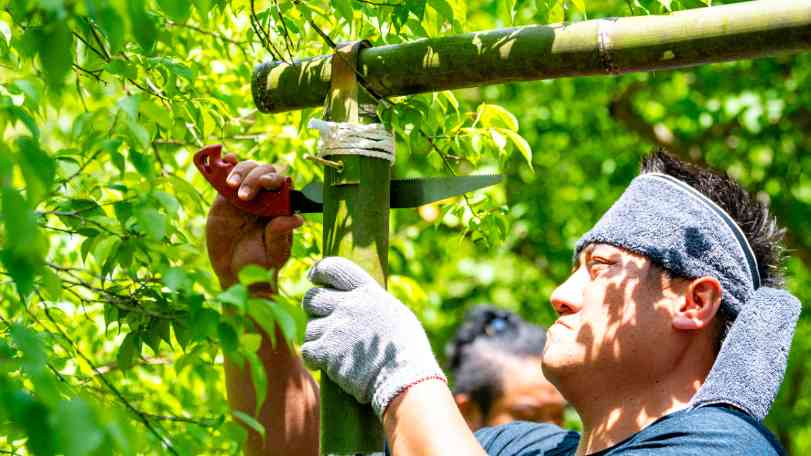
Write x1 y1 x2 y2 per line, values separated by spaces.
596 19 620 75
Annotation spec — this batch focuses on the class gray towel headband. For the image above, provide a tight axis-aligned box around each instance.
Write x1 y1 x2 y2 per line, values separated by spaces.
575 171 801 421
645 173 761 290
576 172 757 315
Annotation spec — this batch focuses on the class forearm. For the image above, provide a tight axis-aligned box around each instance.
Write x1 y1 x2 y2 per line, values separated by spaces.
224 287 320 456
383 380 486 456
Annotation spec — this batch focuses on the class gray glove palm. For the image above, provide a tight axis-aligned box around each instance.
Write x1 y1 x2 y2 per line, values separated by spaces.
302 257 446 418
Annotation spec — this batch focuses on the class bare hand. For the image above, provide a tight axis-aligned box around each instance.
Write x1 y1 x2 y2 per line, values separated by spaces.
205 154 304 290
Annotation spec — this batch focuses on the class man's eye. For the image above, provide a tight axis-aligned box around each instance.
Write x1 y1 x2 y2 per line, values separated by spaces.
588 257 613 273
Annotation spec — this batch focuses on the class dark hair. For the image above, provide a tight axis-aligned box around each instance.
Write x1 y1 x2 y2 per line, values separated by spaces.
445 306 547 418
640 149 785 341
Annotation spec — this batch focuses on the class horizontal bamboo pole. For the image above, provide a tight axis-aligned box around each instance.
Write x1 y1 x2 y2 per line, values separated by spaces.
252 0 811 113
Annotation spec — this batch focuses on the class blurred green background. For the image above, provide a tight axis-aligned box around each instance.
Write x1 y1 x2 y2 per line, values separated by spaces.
0 0 808 453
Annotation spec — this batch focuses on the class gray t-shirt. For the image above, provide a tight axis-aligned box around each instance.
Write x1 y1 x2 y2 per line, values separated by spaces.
473 405 784 455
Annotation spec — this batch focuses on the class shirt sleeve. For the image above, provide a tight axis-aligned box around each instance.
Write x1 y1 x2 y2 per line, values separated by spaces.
600 405 785 456
474 421 580 456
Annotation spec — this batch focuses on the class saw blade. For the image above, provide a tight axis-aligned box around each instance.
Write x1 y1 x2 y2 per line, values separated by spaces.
301 175 502 208
389 175 502 208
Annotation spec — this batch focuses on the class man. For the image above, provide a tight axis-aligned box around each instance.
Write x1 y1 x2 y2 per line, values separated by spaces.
206 150 800 455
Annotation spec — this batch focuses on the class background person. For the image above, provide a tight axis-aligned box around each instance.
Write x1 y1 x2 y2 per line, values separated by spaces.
447 306 566 429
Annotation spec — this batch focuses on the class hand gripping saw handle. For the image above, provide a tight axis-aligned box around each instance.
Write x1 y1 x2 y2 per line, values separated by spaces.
193 144 295 217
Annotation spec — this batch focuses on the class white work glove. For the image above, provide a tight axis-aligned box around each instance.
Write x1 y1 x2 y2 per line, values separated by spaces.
301 257 447 418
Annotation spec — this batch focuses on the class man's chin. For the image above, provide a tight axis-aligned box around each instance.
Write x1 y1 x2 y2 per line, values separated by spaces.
541 354 578 388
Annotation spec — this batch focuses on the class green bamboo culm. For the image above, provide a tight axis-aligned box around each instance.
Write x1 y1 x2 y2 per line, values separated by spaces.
317 41 388 455
252 0 811 114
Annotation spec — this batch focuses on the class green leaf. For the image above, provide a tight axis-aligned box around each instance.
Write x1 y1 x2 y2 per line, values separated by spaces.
36 20 72 89
11 79 42 110
7 392 56 455
571 0 586 14
129 149 154 178
117 332 140 370
103 305 119 329
127 117 151 150
240 333 262 353
153 57 194 83
428 0 453 23
0 146 12 187
153 191 180 214
143 320 162 354
157 318 172 344
267 300 298 344
489 128 507 149
246 299 276 346
332 0 353 22
135 207 167 240
10 324 47 369
0 12 11 45
190 308 219 340
2 187 38 248
163 267 191 293
245 351 268 414
94 6 126 53
172 320 191 350
118 95 140 119
238 265 273 286
40 266 63 300
52 399 104 455
93 236 119 267
156 0 191 23
1 187 41 295
1 250 39 296
106 59 138 80
547 0 564 23
478 103 519 131
500 128 534 171
217 284 248 311
127 0 157 52
232 409 266 439
17 136 55 203
7 106 39 138
218 322 239 356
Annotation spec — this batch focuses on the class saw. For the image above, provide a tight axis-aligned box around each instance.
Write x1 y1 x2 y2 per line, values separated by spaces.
194 144 501 217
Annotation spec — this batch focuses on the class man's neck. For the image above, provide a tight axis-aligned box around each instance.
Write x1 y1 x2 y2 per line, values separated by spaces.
570 351 715 455
573 378 700 455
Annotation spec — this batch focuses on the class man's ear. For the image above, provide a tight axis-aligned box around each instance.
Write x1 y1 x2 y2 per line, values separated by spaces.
454 393 482 429
672 276 723 331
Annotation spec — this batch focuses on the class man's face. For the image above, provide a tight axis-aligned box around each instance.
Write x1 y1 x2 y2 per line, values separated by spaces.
541 243 684 392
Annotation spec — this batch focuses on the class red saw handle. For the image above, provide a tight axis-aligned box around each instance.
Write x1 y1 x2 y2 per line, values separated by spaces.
193 144 293 217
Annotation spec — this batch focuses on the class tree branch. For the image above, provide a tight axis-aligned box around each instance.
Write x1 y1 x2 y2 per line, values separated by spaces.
37 301 180 455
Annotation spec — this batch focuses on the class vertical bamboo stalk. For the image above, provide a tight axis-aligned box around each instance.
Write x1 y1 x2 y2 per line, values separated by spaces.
319 41 388 455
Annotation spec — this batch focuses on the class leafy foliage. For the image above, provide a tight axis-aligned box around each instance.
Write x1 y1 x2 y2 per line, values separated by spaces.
0 0 809 454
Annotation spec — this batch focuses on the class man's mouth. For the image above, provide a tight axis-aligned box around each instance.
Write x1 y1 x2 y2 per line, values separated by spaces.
552 319 573 330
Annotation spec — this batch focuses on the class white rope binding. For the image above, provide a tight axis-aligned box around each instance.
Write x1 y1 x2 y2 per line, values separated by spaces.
308 118 396 166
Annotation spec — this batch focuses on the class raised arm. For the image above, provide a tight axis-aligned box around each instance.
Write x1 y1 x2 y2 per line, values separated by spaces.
302 257 486 456
205 157 319 455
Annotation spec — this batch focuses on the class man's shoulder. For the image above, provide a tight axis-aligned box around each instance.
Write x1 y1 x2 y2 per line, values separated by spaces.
472 406 784 456
474 421 579 456
600 405 785 455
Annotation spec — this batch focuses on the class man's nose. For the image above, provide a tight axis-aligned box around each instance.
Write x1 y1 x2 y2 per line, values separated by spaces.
550 271 583 315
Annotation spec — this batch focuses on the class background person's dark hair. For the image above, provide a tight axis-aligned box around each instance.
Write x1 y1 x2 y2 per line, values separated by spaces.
445 306 548 419
640 149 785 344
